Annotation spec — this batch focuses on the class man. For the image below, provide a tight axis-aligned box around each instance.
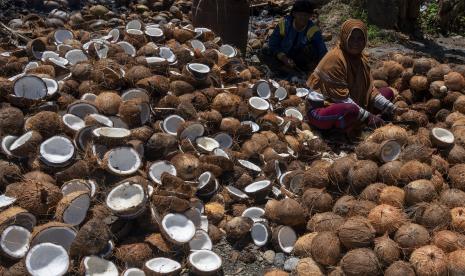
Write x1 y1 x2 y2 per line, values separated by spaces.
261 0 327 82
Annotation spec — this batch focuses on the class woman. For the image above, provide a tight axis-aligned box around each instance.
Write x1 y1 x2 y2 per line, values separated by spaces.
262 0 327 82
306 19 405 132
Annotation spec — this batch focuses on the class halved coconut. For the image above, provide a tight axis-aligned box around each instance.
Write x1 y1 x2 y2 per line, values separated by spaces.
431 127 455 148
275 87 288 101
121 88 150 102
197 179 219 198
213 132 233 149
67 101 99 119
190 39 206 52
225 186 249 201
61 179 97 198
43 78 59 97
106 28 120 43
0 207 37 231
148 161 177 184
81 93 97 102
197 172 217 195
126 20 142 30
189 250 222 275
189 230 212 251
251 222 270 247
74 126 96 151
145 27 164 40
39 136 75 167
123 268 145 276
82 256 118 276
99 240 115 259
103 147 142 176
55 191 90 226
65 49 88 66
31 222 77 251
241 121 260 133
219 44 237 57
184 208 202 229
272 226 297 253
48 56 69 68
242 207 265 222
106 182 147 218
92 127 131 145
196 137 220 153
249 97 270 116
0 195 16 209
9 130 42 157
144 258 181 275
117 41 136 57
54 29 74 44
244 180 272 201
13 75 47 100
0 225 31 259
255 80 271 99
295 87 309 97
238 159 262 173
1 135 18 158
87 114 114 127
26 243 69 276
187 63 210 79
159 47 176 63
62 114 85 134
41 51 60 62
161 213 196 244
213 148 230 159
163 115 185 136
379 139 402 163
285 108 303 121
179 122 205 142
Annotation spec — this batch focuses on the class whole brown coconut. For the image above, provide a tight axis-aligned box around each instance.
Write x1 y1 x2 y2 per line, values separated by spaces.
399 161 432 184
340 248 381 276
383 61 404 81
445 71 465 91
338 216 376 249
360 183 387 202
448 144 465 165
351 200 377 217
118 99 147 128
145 133 178 160
5 180 62 215
413 58 432 75
0 161 21 190
367 124 409 145
400 144 434 163
449 164 465 191
454 95 465 114
224 216 254 240
448 249 465 276
348 160 378 192
410 75 429 92
302 160 331 189
432 230 465 253
378 161 403 185
264 269 290 276
311 231 341 266
211 93 242 115
293 232 317 258
115 242 153 267
368 204 407 234
23 171 55 185
374 234 401 265
70 219 111 257
400 110 429 127
170 153 199 180
170 80 195 96
427 66 446 83
409 245 447 276
440 188 465 208
393 54 414 68
379 186 405 208
0 106 24 136
394 223 430 254
431 155 449 175
385 261 416 276
413 202 451 230
136 75 170 95
354 141 379 161
295 258 324 276
94 92 122 115
265 198 306 227
125 66 152 85
451 207 465 233
328 156 355 186
302 188 333 214
307 212 345 232
404 179 437 206
333 195 357 217
25 111 62 138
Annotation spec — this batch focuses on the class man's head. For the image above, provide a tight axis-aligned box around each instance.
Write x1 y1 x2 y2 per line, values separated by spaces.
291 0 315 29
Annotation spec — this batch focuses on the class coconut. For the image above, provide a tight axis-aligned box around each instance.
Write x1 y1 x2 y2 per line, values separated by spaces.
94 92 122 115
106 181 147 218
440 188 465 208
160 213 196 245
409 245 447 276
307 212 345 232
224 216 253 240
400 110 429 127
122 268 145 276
26 242 69 276
310 231 341 266
102 146 142 176
8 130 43 157
293 232 318 257
264 269 290 276
394 223 430 254
410 75 429 92
351 200 377 217
115 242 153 267
400 143 434 163
427 67 446 83
0 207 36 233
348 160 378 192
170 153 199 181
264 198 306 227
360 183 388 202
81 256 118 276
333 195 357 217
374 234 400 265
145 233 174 255
70 219 110 258
383 61 404 81
204 202 224 224
404 179 437 206
118 99 151 127
377 161 402 185
143 257 181 276
188 250 222 275
337 216 376 249
0 225 31 259
211 93 242 115
0 106 24 136
219 117 241 134
244 180 272 201
272 225 297 253
451 207 465 233
355 141 379 160
399 161 432 184
379 186 405 208
385 261 416 276
432 230 465 253
302 188 333 214
250 222 270 247
430 81 448 98
145 133 178 160
413 58 432 75
449 164 465 191
448 144 465 165
368 204 407 234
295 257 324 276
412 202 451 230
340 248 381 276
444 71 465 91
39 136 75 168
0 161 21 190
302 160 331 189
54 191 90 226
31 222 77 251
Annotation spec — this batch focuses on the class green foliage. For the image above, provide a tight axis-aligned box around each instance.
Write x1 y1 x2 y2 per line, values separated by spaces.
420 2 441 35
350 8 395 45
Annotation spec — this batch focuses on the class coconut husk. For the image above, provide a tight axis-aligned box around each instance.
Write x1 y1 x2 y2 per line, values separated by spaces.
294 257 325 276
374 234 401 265
9 131 43 157
94 92 121 115
115 242 153 267
337 216 376 249
431 155 449 175
199 155 234 172
354 141 379 161
399 161 432 184
404 179 437 206
451 207 465 233
385 261 416 276
400 144 434 163
55 160 90 184
135 75 169 96
447 249 465 276
204 202 225 225
264 269 290 276
307 212 345 232
332 195 357 217
449 164 465 191
410 75 429 92
310 231 341 266
170 153 199 181
0 161 21 190
394 223 430 254
413 58 432 75
211 92 242 116
409 245 447 276
224 216 253 240
301 188 333 214
348 160 378 193
293 232 318 257
70 218 110 257
55 191 90 224
118 98 146 128
448 144 465 165
368 204 407 234
360 183 388 202
264 198 306 227
432 230 465 253
328 156 356 187
440 188 465 208
340 248 381 276
379 186 405 208
445 71 465 91
350 200 377 217
302 160 331 189
151 194 190 214
0 207 36 233
0 106 24 136
393 54 414 68
145 133 178 160
71 62 92 80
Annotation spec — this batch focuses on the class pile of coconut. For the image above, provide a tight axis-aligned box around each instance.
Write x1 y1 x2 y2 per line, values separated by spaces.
1 0 465 275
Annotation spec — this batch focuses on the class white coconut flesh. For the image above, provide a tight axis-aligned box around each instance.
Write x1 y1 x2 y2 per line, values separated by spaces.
117 41 136 57
54 29 73 44
159 47 176 63
61 179 93 197
81 93 97 102
225 186 249 200
244 180 271 194
63 114 86 132
275 87 288 100
219 44 236 57
9 131 34 152
188 63 210 74
41 51 60 62
277 226 297 253
68 102 99 119
26 243 69 276
24 61 39 72
180 123 205 142
241 121 260 133
62 193 91 226
285 108 304 121
106 183 145 213
14 75 47 100
106 147 141 175
251 223 268 247
146 57 166 65
49 56 69 68
380 140 401 162
200 215 209 232
213 133 233 149
145 27 164 38
213 148 230 159
295 87 309 97
197 171 215 191
145 258 181 274
126 19 142 30
190 40 206 52
242 207 265 222
249 97 270 111
42 78 59 96
189 250 222 273
0 194 16 209
107 28 120 43
123 268 145 276
432 127 455 144
196 137 220 152
31 226 77 251
121 89 149 102
238 159 262 172
88 114 114 127
40 136 75 165
0 225 31 258
83 256 119 276
148 161 177 184
1 135 17 157
256 81 271 99
162 213 196 244
93 127 131 139
65 49 88 65
189 230 212 251
163 115 185 135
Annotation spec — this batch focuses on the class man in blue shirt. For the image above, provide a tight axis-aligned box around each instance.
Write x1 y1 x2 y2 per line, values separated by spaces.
261 0 328 82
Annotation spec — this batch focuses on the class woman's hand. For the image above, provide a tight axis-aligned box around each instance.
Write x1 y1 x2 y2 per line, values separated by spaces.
277 53 296 68
367 114 385 128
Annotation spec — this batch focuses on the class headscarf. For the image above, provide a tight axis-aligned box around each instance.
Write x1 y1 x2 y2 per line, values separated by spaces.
307 19 375 108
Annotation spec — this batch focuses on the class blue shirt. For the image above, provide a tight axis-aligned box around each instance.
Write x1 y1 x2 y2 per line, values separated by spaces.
268 15 327 60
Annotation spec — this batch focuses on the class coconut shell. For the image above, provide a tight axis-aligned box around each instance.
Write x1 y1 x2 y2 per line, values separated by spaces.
337 216 376 249
360 183 388 202
0 206 35 233
301 188 333 214
451 207 465 233
368 204 407 234
0 106 24 136
445 71 465 91
348 160 378 192
55 191 90 224
385 261 416 276
293 232 318 257
432 230 465 253
70 218 110 257
307 212 345 232
409 245 447 276
224 216 253 240
0 161 21 190
340 248 381 276
94 92 122 115
374 234 401 265
264 198 306 227
295 257 324 276
379 186 405 208
310 231 341 266
399 161 432 184
115 242 153 267
55 160 89 184
302 160 331 189
404 179 437 206
394 223 430 254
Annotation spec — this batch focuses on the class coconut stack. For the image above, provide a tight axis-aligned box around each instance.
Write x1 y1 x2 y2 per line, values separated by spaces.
1 1 465 275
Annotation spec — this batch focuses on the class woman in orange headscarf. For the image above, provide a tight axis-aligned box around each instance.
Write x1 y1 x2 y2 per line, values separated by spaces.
306 19 404 131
